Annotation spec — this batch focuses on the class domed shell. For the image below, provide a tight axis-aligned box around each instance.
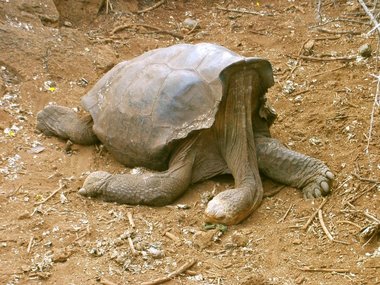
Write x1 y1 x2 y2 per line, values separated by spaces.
81 43 273 169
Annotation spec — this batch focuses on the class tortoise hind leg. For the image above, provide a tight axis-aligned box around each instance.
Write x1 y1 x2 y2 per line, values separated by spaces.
78 134 198 205
255 136 334 199
37 105 98 145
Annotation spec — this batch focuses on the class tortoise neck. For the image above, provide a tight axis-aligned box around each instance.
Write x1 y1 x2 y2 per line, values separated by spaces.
214 68 263 201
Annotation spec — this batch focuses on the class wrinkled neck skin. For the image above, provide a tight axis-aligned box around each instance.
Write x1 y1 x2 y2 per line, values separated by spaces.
205 69 264 225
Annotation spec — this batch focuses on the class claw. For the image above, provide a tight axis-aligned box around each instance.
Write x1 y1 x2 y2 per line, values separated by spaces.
326 171 334 180
79 171 112 197
320 181 329 193
304 191 313 200
314 188 322 197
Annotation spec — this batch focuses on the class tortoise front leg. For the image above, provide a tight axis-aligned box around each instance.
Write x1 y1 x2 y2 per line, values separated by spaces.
78 135 197 206
37 105 98 145
255 136 334 198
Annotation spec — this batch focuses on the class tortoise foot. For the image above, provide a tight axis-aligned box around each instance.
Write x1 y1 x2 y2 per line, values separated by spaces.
301 167 334 199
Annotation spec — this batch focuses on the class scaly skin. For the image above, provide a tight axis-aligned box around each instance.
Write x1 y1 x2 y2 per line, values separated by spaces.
255 136 334 199
78 134 198 205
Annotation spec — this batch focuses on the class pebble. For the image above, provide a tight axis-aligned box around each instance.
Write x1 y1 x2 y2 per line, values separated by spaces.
231 231 249 247
183 18 198 29
63 21 72 27
192 230 216 250
293 238 302 245
18 211 31 220
358 43 372 58
147 246 163 259
303 39 315 55
295 275 305 284
294 95 303 103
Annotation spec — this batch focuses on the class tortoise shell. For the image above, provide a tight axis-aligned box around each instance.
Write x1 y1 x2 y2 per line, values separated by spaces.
81 43 273 169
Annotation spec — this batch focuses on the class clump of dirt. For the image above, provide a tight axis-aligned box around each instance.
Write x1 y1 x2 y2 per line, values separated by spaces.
0 0 379 284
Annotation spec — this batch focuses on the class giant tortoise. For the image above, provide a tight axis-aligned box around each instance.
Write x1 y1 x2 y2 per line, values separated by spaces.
36 43 334 225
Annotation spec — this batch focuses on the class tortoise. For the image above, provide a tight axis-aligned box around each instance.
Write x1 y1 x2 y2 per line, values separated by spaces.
36 43 334 225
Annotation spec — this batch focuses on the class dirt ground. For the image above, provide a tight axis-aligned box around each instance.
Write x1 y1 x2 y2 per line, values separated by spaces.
0 0 379 284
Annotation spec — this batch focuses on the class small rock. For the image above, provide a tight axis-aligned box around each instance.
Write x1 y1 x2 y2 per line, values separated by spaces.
176 204 191 209
183 18 198 30
65 140 73 153
294 95 303 103
283 80 296 94
240 275 268 285
21 265 31 272
358 44 372 58
43 80 56 92
295 276 305 284
28 145 45 154
147 246 163 259
53 247 74 263
293 238 302 245
60 192 67 204
303 39 315 55
18 211 31 220
193 230 217 250
231 231 249 247
63 21 73 27
309 137 322 146
77 78 88 87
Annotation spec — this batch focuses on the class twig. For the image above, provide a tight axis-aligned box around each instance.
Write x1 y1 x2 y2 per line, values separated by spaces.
332 239 350 245
316 27 362 35
128 236 137 255
298 267 352 273
111 23 183 39
303 199 327 230
289 89 310 97
127 212 135 228
215 5 272 16
364 212 380 223
34 180 66 206
336 220 362 229
106 0 109 14
74 231 89 242
277 204 293 223
164 231 181 242
316 0 322 22
186 23 199 35
299 55 356 61
318 209 333 240
348 184 378 203
357 0 380 37
98 277 119 285
311 65 347 77
284 39 310 81
311 18 372 28
314 36 341 41
351 173 380 184
98 0 113 14
137 0 165 14
6 185 22 198
27 236 34 253
141 259 197 285
365 74 380 154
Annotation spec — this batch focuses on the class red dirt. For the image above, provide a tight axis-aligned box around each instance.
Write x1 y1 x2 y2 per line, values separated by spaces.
0 0 379 284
